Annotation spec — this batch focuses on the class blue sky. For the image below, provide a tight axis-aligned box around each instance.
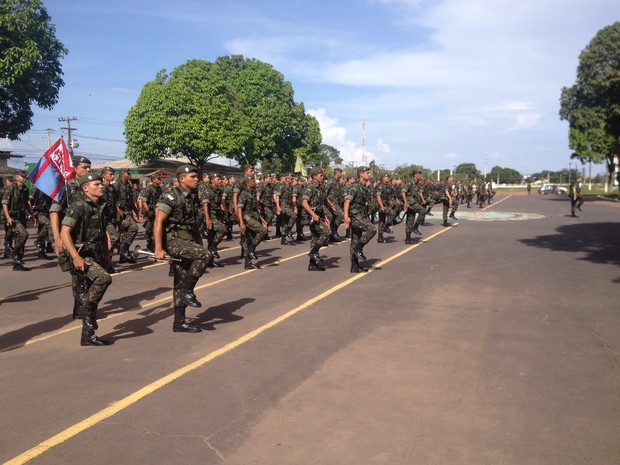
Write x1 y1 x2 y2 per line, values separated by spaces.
3 0 618 176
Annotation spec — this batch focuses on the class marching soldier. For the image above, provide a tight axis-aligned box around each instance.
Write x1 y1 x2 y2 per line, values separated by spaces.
256 173 276 237
402 170 426 244
199 172 226 264
439 175 454 227
344 166 376 273
139 173 163 252
28 185 53 259
325 168 344 242
376 173 396 243
1 175 14 259
154 165 213 333
117 169 139 263
570 176 584 217
237 175 268 269
60 174 113 346
301 167 331 271
274 173 296 245
2 171 35 270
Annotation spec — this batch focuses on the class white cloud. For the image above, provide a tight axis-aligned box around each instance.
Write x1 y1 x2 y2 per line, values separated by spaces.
376 138 391 153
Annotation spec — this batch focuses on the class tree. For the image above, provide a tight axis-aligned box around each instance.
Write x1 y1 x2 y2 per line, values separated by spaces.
489 165 522 184
0 0 67 139
125 56 321 170
454 163 481 180
560 22 620 189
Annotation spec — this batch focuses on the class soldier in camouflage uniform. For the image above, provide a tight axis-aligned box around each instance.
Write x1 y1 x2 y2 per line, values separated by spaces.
274 173 296 245
301 167 331 271
154 165 213 333
344 166 376 273
439 175 454 227
221 176 236 240
117 169 139 263
28 185 53 259
139 173 163 252
1 176 14 259
100 167 120 262
376 173 397 243
60 174 113 346
2 171 35 270
325 168 344 242
401 170 426 244
199 172 226 264
237 175 268 269
256 173 276 237
448 175 459 220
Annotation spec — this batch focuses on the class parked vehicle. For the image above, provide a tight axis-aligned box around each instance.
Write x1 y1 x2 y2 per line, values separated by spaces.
538 184 567 195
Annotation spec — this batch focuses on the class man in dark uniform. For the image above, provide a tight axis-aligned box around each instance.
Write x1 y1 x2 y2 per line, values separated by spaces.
440 175 454 227
256 173 276 237
402 170 426 244
28 185 53 259
2 171 36 270
301 167 331 271
376 173 396 243
117 169 139 263
570 176 584 217
344 166 376 273
1 175 14 258
100 166 120 263
60 174 113 346
154 165 213 333
199 172 226 264
325 168 344 242
237 175 268 269
274 173 296 245
139 172 163 252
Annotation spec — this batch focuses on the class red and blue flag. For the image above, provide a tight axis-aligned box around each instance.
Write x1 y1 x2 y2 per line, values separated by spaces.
27 138 76 202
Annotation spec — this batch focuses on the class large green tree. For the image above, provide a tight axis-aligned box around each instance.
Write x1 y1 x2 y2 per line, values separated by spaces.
489 165 522 184
560 22 620 188
0 0 67 139
125 56 320 169
454 162 481 180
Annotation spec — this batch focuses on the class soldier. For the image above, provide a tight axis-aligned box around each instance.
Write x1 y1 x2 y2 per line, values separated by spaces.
448 175 459 220
293 177 308 241
344 166 376 273
221 175 236 240
401 170 426 244
439 175 454 227
139 173 163 252
1 175 14 259
256 173 276 237
199 172 226 264
117 169 139 263
100 166 120 270
274 173 296 245
154 165 213 333
232 165 255 256
2 171 36 271
301 167 331 271
60 174 113 346
570 176 584 217
376 173 396 243
477 178 488 208
237 175 268 269
28 185 53 259
325 167 344 242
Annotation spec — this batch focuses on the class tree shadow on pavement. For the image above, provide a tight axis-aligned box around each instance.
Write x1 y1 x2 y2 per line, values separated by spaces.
519 222 620 283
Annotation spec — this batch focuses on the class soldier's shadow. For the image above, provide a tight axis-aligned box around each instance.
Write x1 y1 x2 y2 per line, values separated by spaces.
98 287 172 316
103 303 172 342
194 297 253 331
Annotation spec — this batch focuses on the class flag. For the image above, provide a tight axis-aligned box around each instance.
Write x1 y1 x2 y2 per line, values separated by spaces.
27 138 76 201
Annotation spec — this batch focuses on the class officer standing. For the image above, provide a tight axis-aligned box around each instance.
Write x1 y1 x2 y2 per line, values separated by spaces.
60 174 113 346
301 167 331 271
344 166 376 273
154 165 212 333
2 171 36 271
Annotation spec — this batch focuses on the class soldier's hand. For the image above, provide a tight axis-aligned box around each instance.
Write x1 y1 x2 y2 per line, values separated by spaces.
239 223 247 235
73 256 87 272
344 216 350 229
54 239 63 256
206 219 213 230
154 249 166 261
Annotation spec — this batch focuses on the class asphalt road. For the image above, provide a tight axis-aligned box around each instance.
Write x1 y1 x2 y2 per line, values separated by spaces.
1 193 619 465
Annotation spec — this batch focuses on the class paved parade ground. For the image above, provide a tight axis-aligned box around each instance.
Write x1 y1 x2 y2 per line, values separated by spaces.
1 193 619 465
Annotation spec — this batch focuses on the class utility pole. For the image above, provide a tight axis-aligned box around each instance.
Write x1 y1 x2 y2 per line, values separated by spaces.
46 128 53 148
58 117 78 155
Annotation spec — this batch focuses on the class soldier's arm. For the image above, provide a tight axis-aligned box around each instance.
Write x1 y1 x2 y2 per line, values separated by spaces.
343 198 351 229
1 202 11 225
153 209 169 260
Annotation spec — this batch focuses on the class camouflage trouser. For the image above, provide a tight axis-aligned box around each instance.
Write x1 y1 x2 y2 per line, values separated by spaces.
10 219 29 253
330 204 344 235
571 196 584 215
378 205 397 232
242 214 268 256
35 213 50 244
143 213 155 243
167 237 211 309
280 205 296 235
405 203 426 232
78 259 112 305
119 214 139 246
310 219 331 248
350 214 376 258
451 199 459 215
261 205 275 227
207 217 226 248
442 198 450 221
107 223 120 251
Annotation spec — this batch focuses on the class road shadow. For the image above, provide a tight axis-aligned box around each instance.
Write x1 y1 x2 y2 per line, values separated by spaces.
519 222 620 283
104 303 172 342
0 314 78 352
194 297 253 331
98 287 172 315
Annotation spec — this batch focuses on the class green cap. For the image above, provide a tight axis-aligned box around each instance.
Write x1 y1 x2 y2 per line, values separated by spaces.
175 165 198 176
78 174 102 187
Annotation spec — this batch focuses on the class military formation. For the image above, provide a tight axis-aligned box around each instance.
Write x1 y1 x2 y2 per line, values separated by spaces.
2 159 501 347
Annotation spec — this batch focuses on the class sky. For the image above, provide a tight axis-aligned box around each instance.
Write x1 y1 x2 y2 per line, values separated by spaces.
3 0 618 176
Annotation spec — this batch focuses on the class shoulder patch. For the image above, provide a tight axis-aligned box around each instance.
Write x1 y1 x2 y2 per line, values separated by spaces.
165 193 174 200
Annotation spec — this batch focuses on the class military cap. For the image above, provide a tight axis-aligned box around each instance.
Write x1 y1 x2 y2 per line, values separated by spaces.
356 165 370 174
334 167 343 173
72 156 91 165
16 170 29 178
101 166 115 173
243 175 255 184
78 174 102 187
150 173 162 180
4 175 14 181
309 166 322 176
211 172 221 178
269 173 276 177
175 165 198 176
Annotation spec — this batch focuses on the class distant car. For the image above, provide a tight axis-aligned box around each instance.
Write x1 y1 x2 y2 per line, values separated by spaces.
538 184 567 195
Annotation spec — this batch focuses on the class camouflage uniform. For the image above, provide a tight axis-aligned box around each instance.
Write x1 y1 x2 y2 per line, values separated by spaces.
199 180 226 256
117 177 139 260
301 174 331 270
157 182 212 332
62 186 113 346
325 174 344 241
102 180 120 252
256 179 275 229
402 178 426 242
139 181 163 251
29 186 53 259
345 180 376 266
2 179 30 268
376 179 397 241
237 184 268 268
274 179 296 243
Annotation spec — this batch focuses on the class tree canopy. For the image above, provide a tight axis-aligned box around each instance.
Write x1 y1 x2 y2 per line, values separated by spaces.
560 22 620 187
489 165 522 184
124 56 322 170
0 0 67 139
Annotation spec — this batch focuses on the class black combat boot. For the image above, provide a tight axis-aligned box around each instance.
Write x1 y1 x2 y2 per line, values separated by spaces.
80 303 110 346
72 275 87 319
383 225 392 233
281 235 292 245
179 277 201 308
308 257 326 271
405 231 413 244
173 307 202 333
3 239 12 259
345 229 351 238
449 212 457 220
377 233 385 243
350 255 368 273
81 301 98 331
37 241 52 260
352 245 366 261
119 244 136 263
226 227 233 240
413 221 422 236
443 220 450 227
244 257 258 269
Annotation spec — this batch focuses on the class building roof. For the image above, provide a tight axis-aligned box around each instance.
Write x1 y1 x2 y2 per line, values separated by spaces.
91 156 243 177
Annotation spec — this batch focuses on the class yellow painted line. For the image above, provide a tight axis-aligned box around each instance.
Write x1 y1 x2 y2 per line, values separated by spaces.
2 227 452 465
